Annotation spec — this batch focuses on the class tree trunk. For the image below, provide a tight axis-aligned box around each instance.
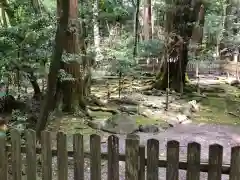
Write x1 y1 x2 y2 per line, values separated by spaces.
143 0 152 40
28 72 41 97
31 0 42 14
93 0 101 62
154 0 203 92
36 0 70 138
57 0 80 112
0 0 15 25
220 0 240 60
133 0 140 59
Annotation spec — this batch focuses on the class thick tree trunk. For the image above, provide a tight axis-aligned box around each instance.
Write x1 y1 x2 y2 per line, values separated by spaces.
154 43 188 92
57 0 80 112
36 0 69 138
154 0 203 92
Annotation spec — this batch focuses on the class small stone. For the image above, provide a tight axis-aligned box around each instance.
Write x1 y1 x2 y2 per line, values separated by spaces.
177 114 188 123
181 119 192 124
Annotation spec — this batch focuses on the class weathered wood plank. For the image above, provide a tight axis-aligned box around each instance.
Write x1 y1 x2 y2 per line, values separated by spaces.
229 146 240 180
138 146 145 180
125 134 139 180
10 129 22 180
208 144 223 180
57 132 68 180
147 139 159 180
108 135 119 180
0 136 7 180
166 140 179 180
41 131 52 180
25 129 37 180
73 133 84 180
186 142 200 180
90 134 101 180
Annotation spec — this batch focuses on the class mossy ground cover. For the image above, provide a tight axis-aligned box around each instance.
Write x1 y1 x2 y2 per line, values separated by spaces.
184 83 240 125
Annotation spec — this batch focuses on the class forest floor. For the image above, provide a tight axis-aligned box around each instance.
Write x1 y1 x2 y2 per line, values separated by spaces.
48 74 240 135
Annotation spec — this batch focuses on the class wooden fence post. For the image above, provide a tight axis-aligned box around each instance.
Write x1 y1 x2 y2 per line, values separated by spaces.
57 132 68 180
0 136 7 180
186 142 201 180
139 146 145 180
90 134 101 180
41 131 52 180
125 134 139 180
208 144 223 180
108 135 119 180
229 146 240 180
10 129 22 180
166 140 179 180
25 129 37 180
147 139 159 180
73 133 84 180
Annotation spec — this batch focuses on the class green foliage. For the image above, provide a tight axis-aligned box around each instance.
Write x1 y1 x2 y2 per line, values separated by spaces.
11 109 28 131
0 0 55 86
138 39 164 58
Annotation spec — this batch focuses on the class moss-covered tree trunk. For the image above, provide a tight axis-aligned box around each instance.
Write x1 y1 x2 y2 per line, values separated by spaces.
57 0 81 112
154 0 203 92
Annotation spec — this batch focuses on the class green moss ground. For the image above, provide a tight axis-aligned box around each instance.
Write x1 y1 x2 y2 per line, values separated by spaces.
184 84 240 125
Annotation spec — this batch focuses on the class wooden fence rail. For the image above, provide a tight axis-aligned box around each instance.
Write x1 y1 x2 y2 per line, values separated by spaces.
1 129 240 180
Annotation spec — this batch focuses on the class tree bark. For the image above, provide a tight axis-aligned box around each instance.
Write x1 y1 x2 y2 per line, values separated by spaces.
31 0 42 14
143 0 152 40
36 0 70 138
57 0 81 112
93 0 101 62
133 0 140 59
154 0 203 92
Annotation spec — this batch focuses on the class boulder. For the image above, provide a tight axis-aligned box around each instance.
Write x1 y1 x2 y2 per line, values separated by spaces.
101 114 139 134
138 124 160 133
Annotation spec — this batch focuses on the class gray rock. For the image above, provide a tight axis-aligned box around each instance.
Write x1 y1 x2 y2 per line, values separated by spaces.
119 105 138 114
102 114 138 134
176 114 188 123
181 119 192 124
138 124 160 133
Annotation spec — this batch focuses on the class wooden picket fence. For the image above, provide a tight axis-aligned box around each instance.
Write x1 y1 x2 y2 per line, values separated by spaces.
138 58 240 76
1 129 240 180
